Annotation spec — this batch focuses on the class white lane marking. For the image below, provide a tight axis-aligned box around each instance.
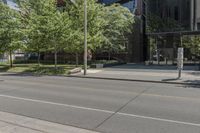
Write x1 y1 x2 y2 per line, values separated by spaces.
0 94 200 127
118 112 200 127
0 94 113 114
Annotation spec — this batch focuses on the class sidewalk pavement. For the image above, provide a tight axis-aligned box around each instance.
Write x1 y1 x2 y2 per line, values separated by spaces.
0 111 98 133
71 65 200 85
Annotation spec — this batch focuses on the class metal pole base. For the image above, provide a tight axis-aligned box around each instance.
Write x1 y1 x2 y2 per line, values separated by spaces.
177 69 182 79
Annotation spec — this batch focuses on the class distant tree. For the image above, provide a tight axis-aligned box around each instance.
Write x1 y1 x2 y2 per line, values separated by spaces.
0 1 22 67
183 36 200 60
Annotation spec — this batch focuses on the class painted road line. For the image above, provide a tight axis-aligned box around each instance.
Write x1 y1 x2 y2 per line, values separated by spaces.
118 112 200 127
0 94 200 127
0 94 113 114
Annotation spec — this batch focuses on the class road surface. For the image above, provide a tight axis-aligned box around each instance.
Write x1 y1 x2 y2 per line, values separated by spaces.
0 74 200 133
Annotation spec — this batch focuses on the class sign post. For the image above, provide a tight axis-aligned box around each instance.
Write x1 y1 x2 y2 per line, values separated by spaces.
177 48 184 79
83 0 87 75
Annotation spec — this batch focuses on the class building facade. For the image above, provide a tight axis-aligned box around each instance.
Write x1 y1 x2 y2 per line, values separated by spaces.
146 0 200 63
101 0 200 62
100 0 147 62
147 0 200 32
2 0 18 9
100 0 137 12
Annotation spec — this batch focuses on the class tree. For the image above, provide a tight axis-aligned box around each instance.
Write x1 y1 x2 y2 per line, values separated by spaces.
17 0 50 65
18 0 72 68
99 4 134 60
66 0 106 64
0 1 22 67
46 8 72 69
183 36 200 61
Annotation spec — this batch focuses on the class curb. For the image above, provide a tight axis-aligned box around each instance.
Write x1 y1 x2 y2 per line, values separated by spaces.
68 75 200 86
1 72 199 86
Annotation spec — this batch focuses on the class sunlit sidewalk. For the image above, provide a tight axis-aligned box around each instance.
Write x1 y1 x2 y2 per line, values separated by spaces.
71 64 200 85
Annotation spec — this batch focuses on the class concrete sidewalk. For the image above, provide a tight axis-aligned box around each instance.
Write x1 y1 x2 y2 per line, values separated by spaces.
71 64 200 85
0 111 98 133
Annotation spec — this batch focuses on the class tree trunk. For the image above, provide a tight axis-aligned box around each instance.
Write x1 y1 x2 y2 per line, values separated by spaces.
108 52 111 60
76 52 79 67
9 50 13 68
54 49 57 70
37 51 40 67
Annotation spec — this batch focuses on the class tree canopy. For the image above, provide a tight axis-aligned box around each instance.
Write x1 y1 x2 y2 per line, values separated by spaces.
1 0 135 66
0 0 22 67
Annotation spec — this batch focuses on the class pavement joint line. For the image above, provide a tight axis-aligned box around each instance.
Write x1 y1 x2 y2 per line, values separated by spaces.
94 87 150 129
0 94 200 128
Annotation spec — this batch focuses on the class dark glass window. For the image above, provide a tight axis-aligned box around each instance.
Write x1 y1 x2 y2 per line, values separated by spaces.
174 6 179 21
198 23 200 30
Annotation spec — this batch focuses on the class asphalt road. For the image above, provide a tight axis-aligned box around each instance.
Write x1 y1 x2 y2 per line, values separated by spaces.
0 74 200 133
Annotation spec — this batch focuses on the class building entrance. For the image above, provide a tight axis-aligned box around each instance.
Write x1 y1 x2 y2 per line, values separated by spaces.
147 31 200 66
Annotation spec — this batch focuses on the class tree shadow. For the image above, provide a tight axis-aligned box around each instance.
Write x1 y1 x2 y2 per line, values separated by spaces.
0 65 71 77
0 66 10 72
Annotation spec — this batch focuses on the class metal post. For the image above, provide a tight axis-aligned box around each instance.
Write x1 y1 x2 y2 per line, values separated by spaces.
177 34 184 79
83 0 87 75
177 48 184 79
190 0 194 30
178 69 181 79
194 0 198 31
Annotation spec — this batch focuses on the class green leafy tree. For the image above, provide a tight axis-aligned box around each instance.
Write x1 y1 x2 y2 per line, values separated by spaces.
46 9 72 69
17 0 51 65
18 0 72 69
0 1 22 67
66 0 106 64
183 36 200 60
99 4 134 60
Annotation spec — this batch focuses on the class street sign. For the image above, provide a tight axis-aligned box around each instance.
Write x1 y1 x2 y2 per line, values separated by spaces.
177 48 184 70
